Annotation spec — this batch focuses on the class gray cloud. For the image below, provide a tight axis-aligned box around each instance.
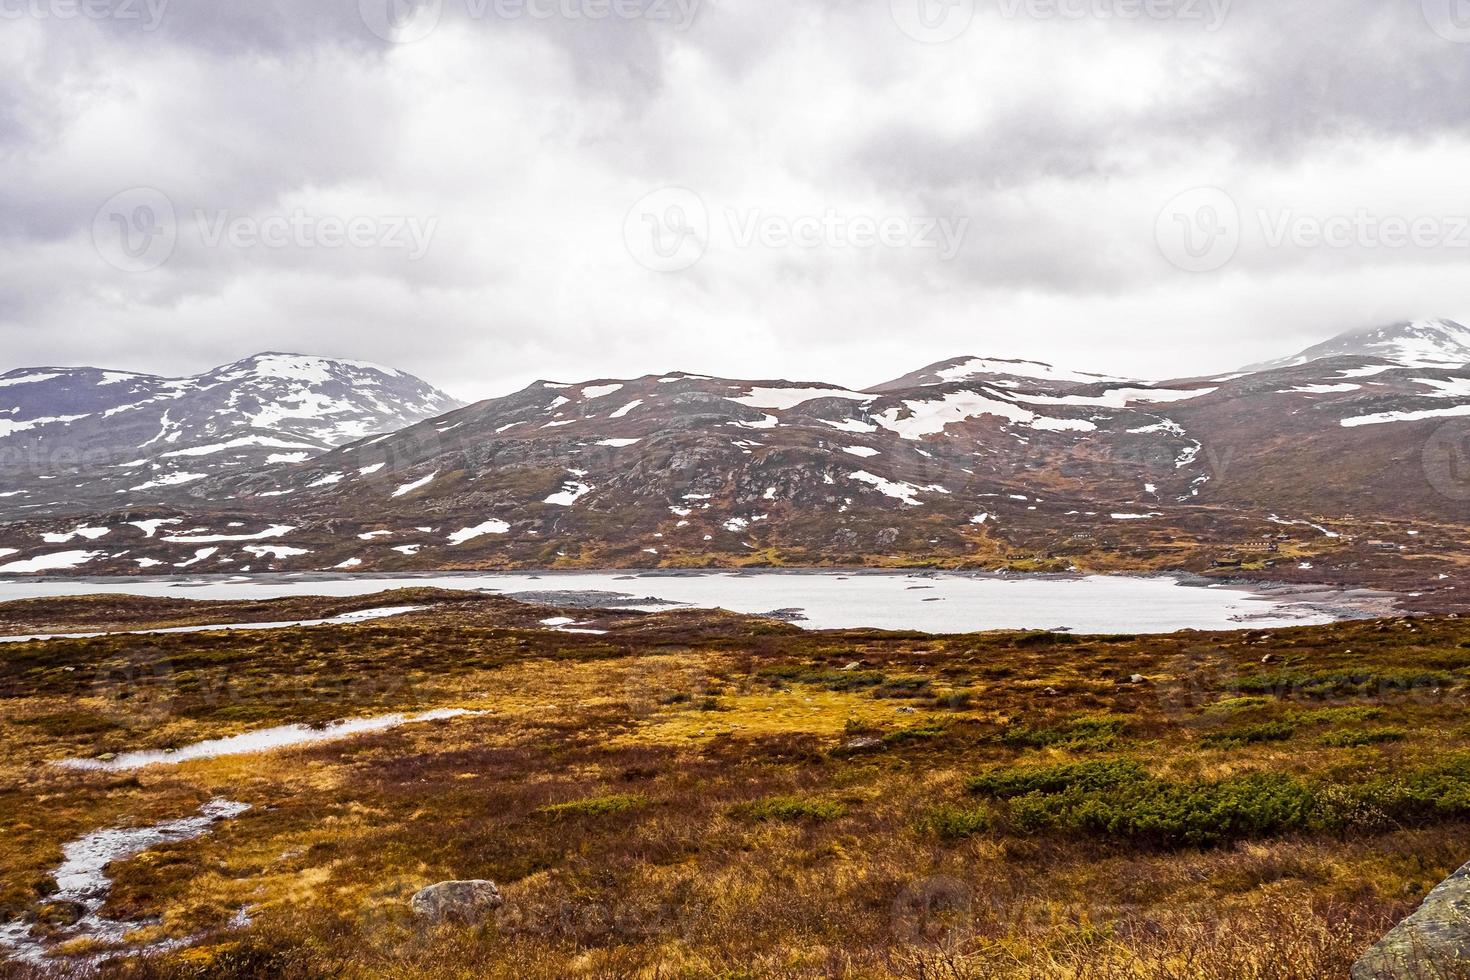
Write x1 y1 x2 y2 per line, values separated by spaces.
2 0 1469 397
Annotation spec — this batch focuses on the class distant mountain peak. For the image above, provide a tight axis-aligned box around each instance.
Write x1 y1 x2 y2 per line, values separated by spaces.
1245 318 1470 372
871 355 1133 392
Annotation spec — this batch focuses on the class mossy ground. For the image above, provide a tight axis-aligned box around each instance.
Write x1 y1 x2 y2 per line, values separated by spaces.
1 593 1469 978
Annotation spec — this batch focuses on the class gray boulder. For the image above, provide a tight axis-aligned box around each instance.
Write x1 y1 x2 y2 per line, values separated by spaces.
1353 861 1470 979
410 880 504 924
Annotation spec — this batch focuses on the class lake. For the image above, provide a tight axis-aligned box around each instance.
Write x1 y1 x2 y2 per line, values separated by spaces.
0 571 1346 634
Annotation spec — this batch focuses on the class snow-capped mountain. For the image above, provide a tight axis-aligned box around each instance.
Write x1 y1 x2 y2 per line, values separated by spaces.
2 321 1470 589
1244 318 1470 372
0 353 461 517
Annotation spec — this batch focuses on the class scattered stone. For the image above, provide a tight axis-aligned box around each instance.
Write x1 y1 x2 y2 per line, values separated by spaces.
840 736 884 754
1260 653 1276 664
410 881 504 925
95 753 116 762
1044 687 1060 697
1352 860 1470 979
840 662 862 672
896 707 917 714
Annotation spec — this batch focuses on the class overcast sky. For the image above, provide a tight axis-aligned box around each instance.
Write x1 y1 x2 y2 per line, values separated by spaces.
3 0 1469 401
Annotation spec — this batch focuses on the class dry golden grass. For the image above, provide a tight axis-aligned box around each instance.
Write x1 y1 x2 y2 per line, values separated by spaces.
0 593 1467 978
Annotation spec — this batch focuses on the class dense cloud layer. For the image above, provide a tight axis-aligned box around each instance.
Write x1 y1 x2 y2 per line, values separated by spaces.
2 0 1468 398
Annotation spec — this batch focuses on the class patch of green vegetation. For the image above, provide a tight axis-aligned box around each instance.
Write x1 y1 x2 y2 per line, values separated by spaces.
1002 772 1318 847
1204 696 1273 714
1200 721 1296 749
1001 716 1126 752
1292 706 1388 725
916 804 992 840
968 760 1151 799
882 724 949 747
729 795 846 823
537 794 646 819
1234 670 1456 700
1320 728 1406 748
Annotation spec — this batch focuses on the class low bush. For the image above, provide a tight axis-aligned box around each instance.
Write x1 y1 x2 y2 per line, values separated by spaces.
1200 721 1296 749
1320 728 1406 748
968 759 1150 798
1000 716 1126 751
729 795 846 823
916 804 992 840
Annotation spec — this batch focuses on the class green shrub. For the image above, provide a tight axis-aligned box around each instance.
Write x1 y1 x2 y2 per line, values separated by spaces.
998 772 1318 847
883 724 949 747
1234 670 1454 700
968 759 1150 799
729 795 846 823
1292 706 1387 725
916 804 992 840
1201 722 1296 749
1320 728 1406 748
1001 716 1126 751
1204 697 1273 714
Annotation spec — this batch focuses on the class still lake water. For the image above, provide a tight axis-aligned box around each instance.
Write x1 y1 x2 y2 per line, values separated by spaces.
0 571 1335 634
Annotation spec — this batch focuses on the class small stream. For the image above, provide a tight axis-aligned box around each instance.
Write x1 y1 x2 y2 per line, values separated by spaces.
0 799 249 965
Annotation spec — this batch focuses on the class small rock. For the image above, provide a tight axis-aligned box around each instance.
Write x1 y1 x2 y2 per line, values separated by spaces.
896 707 917 714
840 662 862 672
1044 687 1059 697
1260 653 1276 664
840 736 884 754
96 753 117 762
410 881 504 925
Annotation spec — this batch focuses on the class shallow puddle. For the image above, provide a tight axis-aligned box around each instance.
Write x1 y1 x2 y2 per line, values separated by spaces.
59 708 482 772
0 604 429 644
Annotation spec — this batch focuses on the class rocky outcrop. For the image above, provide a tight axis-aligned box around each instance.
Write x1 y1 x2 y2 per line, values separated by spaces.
1353 861 1470 979
409 880 504 925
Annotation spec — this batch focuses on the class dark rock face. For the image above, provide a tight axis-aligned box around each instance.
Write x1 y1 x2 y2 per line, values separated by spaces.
409 880 504 924
1352 860 1470 979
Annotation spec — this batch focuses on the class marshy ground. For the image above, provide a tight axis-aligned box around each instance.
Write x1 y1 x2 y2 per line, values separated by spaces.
0 589 1468 978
